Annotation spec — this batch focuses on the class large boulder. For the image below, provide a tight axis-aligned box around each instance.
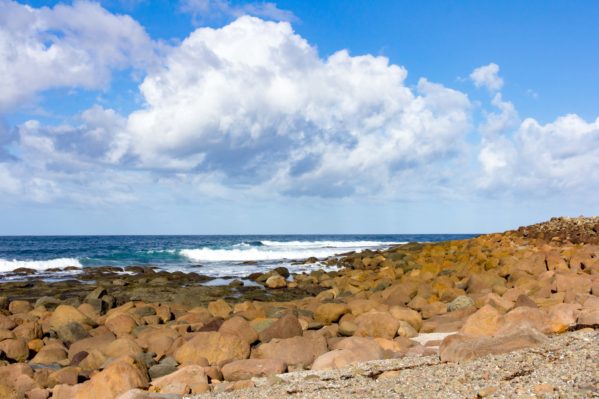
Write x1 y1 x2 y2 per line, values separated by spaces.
221 359 287 381
312 337 385 370
50 305 96 330
258 314 302 343
251 335 327 367
219 316 258 345
439 327 547 362
0 338 29 362
354 311 399 339
73 357 149 399
389 306 423 331
149 365 208 395
460 305 502 336
174 332 249 365
314 303 349 324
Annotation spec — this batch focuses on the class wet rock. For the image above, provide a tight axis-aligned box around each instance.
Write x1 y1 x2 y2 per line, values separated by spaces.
221 358 286 381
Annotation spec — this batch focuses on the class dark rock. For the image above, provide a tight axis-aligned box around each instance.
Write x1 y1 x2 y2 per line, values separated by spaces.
55 322 90 344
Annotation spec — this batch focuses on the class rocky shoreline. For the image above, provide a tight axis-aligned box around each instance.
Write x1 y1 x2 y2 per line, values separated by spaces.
0 216 598 398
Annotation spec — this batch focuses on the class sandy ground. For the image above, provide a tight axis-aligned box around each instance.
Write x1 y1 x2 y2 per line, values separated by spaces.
191 329 599 399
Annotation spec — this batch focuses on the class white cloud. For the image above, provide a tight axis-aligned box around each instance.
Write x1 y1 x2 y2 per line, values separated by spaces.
0 0 155 111
470 63 504 92
123 16 472 197
180 0 296 24
478 114 599 194
479 93 519 136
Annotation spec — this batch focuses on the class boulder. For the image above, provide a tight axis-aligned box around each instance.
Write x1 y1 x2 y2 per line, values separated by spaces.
50 305 96 330
496 307 548 335
314 303 350 324
68 333 115 360
149 365 208 395
389 306 423 331
8 300 32 314
221 358 287 381
354 311 399 339
12 321 42 341
0 314 17 330
460 305 502 337
55 322 90 345
0 338 29 362
104 338 144 360
258 314 302 343
174 332 249 365
439 327 547 362
30 346 68 365
447 296 475 312
105 314 138 337
251 335 327 367
73 357 149 399
207 300 232 319
312 338 385 370
265 275 287 289
219 316 258 345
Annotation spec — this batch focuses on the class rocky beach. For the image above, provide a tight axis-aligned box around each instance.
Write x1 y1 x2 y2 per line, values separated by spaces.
0 217 598 399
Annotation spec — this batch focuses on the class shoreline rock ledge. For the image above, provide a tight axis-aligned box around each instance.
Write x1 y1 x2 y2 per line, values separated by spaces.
0 216 597 398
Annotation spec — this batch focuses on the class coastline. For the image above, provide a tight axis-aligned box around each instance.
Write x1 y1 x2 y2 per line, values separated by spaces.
0 217 597 398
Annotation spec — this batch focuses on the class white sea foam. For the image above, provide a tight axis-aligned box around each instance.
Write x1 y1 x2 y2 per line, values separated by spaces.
180 240 403 262
259 240 400 248
0 258 82 273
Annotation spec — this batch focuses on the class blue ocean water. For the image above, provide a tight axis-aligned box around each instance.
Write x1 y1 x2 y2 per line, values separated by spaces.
0 234 477 280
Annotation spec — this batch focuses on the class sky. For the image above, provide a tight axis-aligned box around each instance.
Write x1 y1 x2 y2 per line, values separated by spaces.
0 0 598 235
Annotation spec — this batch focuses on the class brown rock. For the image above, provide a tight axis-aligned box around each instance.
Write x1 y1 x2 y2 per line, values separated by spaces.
389 306 423 331
105 314 138 337
251 335 327 367
174 332 249 365
207 300 232 319
50 305 96 330
354 311 399 339
312 337 385 370
9 300 32 314
149 365 208 395
314 303 350 324
460 305 502 336
496 307 548 335
49 367 79 386
578 309 599 326
104 338 144 360
73 357 149 399
265 275 287 289
30 346 68 365
258 314 302 343
68 333 115 360
221 358 286 381
555 272 591 293
25 387 49 399
439 327 547 362
0 314 17 330
219 316 258 345
546 303 581 333
12 321 42 341
0 338 29 362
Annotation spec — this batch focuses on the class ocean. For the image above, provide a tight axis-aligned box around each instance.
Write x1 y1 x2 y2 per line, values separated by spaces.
0 234 477 281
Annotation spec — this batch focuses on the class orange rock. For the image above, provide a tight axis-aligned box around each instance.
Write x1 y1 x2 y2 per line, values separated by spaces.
314 303 350 324
460 305 502 336
221 358 286 381
354 311 399 339
251 335 327 367
219 316 259 344
150 365 208 394
74 357 148 399
174 332 249 365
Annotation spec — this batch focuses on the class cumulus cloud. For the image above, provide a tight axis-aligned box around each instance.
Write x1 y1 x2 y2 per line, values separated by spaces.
180 0 296 24
478 114 599 194
470 63 504 92
479 93 519 136
123 16 471 197
0 0 155 111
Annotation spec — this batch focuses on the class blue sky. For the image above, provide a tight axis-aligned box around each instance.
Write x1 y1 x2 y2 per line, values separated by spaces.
0 0 598 234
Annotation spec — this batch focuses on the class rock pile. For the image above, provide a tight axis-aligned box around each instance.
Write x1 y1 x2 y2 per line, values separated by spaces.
0 217 597 398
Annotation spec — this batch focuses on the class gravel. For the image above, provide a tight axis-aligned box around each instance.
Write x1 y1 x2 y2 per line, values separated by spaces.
189 329 599 399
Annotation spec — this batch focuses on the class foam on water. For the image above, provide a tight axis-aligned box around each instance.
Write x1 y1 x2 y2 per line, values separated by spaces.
0 258 82 272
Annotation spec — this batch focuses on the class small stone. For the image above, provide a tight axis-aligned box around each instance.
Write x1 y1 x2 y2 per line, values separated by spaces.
477 386 498 397
533 383 555 394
